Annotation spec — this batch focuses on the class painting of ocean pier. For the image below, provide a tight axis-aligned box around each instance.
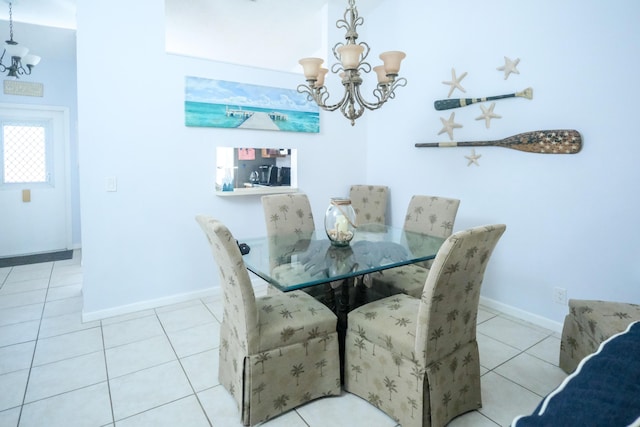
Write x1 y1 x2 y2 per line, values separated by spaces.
185 76 320 133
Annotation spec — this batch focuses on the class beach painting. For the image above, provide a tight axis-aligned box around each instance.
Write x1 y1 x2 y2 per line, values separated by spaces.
185 76 320 133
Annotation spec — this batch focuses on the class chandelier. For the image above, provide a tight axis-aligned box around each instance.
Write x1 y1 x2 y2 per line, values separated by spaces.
297 0 407 126
0 1 40 79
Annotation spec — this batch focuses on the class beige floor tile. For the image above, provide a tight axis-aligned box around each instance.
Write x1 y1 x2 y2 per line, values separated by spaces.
494 353 567 397
0 289 47 310
5 266 52 284
0 320 40 347
19 382 113 427
448 410 500 427
0 278 49 295
478 372 541 427
49 272 83 288
115 395 210 427
102 314 165 349
197 385 246 427
180 349 219 392
0 303 43 327
25 351 107 403
477 333 520 370
42 296 83 318
477 316 551 351
296 393 398 427
46 284 82 302
0 369 29 411
38 311 100 339
525 335 561 366
0 341 35 375
0 406 20 426
166 321 220 358
33 327 103 366
106 335 177 379
100 309 156 326
156 304 217 333
109 361 193 421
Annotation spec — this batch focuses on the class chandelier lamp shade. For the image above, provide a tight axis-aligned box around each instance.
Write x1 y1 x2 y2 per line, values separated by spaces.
297 0 407 126
0 1 40 79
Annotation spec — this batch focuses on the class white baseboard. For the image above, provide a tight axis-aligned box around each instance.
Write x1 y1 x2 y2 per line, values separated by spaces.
480 296 564 334
81 278 270 323
82 287 219 323
80 279 563 333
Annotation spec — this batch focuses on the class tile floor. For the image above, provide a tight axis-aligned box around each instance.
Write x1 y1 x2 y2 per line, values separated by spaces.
0 252 567 427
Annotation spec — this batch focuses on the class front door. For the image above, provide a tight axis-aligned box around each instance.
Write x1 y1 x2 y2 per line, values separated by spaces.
0 104 70 257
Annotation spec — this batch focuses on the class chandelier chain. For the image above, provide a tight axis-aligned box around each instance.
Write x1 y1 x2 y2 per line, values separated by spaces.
8 2 14 42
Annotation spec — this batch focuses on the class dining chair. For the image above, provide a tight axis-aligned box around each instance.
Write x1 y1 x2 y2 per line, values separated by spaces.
261 193 315 237
344 224 506 427
195 215 341 426
261 193 343 304
349 185 389 226
372 195 460 298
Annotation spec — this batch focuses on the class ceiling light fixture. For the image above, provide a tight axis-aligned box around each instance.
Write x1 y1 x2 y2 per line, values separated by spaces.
0 1 40 79
297 0 407 126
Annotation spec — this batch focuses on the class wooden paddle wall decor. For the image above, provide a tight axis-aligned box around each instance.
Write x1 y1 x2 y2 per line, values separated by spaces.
415 130 582 154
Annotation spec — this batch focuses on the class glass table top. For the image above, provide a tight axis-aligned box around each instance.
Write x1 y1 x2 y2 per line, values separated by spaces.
241 224 446 291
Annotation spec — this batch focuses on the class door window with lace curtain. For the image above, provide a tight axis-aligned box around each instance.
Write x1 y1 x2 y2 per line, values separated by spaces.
1 119 52 186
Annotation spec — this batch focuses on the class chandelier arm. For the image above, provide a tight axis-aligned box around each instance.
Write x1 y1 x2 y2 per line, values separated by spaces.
353 84 385 111
297 84 350 113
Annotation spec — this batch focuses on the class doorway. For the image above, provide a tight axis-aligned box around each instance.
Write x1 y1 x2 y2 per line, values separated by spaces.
0 104 71 257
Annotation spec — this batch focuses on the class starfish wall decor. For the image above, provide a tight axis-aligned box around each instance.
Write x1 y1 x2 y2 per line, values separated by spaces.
441 68 467 98
497 56 520 80
465 149 482 166
437 112 463 140
475 102 502 128
430 56 534 165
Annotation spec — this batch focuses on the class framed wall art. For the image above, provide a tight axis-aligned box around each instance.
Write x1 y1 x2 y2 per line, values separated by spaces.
185 76 320 133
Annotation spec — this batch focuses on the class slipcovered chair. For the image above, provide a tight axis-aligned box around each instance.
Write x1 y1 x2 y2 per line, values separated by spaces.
261 193 342 303
195 216 341 426
261 193 316 295
559 299 640 373
372 195 460 298
344 224 506 427
262 193 315 237
349 185 389 226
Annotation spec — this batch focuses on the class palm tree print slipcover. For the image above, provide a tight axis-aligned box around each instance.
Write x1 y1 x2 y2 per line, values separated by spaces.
345 224 506 427
196 216 340 426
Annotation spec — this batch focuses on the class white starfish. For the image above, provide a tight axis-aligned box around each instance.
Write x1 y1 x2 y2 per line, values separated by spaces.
497 56 520 80
437 112 463 140
465 149 481 166
475 102 502 128
442 68 467 98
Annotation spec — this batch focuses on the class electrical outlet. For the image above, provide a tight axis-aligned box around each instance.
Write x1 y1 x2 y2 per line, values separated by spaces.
553 287 567 305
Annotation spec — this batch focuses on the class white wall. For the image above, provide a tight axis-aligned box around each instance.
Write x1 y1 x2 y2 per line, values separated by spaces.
77 0 640 326
76 0 366 319
365 0 640 325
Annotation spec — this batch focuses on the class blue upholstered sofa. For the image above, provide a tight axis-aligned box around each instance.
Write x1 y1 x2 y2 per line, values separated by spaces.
512 321 640 427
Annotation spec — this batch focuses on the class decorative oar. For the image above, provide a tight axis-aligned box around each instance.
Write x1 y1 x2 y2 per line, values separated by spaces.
434 87 533 111
415 129 582 154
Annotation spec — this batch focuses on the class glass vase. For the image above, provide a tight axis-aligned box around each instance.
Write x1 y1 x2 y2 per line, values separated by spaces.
324 198 356 246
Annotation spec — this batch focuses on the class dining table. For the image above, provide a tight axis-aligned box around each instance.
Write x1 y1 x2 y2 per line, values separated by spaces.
241 224 446 379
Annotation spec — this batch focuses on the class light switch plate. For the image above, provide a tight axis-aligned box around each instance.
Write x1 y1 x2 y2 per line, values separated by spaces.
105 176 117 192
